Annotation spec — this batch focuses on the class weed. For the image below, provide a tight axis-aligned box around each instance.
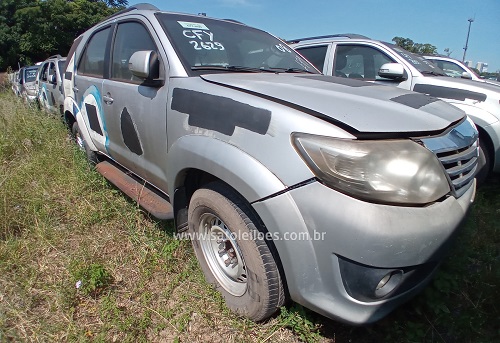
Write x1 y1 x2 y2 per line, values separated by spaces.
0 89 498 342
70 262 113 298
276 305 321 343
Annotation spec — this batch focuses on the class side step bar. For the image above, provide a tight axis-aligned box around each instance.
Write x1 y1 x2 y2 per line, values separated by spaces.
95 161 174 220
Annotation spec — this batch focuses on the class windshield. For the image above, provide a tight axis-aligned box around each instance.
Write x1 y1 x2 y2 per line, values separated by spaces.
156 13 319 75
382 42 447 75
24 67 38 82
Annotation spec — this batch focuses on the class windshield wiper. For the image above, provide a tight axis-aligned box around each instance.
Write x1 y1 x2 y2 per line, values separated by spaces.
421 70 447 77
264 67 316 74
191 65 276 73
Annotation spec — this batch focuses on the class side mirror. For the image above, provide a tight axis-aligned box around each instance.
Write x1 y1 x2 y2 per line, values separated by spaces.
461 72 472 80
378 63 407 81
129 50 162 86
50 74 57 85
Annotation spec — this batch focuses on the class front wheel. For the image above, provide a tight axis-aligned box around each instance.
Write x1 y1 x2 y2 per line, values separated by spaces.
188 182 285 321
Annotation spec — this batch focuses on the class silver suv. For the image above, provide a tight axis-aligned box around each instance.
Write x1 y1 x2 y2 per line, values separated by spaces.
36 55 67 114
63 5 478 324
290 34 500 182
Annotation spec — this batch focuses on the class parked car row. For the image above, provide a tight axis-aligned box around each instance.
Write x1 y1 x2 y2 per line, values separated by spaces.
3 2 497 325
6 55 67 114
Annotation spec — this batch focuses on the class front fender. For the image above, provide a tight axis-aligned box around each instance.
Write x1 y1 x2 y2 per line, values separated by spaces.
167 135 286 203
64 97 98 152
449 103 500 170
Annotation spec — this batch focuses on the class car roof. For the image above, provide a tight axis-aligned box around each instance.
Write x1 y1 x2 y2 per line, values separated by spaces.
288 34 372 45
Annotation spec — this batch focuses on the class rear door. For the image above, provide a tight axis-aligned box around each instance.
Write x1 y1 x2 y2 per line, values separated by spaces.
74 26 112 154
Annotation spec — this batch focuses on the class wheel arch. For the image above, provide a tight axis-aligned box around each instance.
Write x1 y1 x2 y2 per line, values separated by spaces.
167 135 286 232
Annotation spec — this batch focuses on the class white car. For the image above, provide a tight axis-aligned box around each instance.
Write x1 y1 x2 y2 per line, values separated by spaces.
423 55 500 87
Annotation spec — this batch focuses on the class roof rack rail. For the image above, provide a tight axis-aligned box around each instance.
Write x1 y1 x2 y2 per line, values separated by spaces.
106 3 160 20
48 54 63 59
222 19 246 25
287 34 370 44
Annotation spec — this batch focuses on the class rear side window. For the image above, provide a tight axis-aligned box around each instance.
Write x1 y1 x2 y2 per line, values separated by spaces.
111 21 157 82
78 27 111 78
296 46 328 72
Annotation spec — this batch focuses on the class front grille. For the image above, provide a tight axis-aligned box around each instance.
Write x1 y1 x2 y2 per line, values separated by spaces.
435 142 478 197
420 119 479 198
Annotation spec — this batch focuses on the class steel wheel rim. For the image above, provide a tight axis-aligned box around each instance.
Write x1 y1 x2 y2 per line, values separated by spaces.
75 129 85 150
198 213 247 296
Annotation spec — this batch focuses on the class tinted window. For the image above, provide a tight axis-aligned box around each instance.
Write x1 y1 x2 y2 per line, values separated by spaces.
78 27 110 78
24 67 38 82
430 59 470 78
335 45 393 80
58 60 66 79
296 46 328 72
156 13 318 75
111 21 157 82
40 63 50 81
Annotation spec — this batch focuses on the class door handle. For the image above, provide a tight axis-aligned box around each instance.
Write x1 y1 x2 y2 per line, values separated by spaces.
103 94 114 105
72 86 79 93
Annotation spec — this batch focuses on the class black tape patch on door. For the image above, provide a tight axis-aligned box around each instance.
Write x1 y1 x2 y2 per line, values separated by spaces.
120 107 143 156
171 88 271 136
85 103 103 135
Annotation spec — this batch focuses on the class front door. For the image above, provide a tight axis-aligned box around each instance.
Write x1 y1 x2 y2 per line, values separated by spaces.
101 20 169 191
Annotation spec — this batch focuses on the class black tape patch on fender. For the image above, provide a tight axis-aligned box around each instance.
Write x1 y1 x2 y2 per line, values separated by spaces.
85 103 103 136
413 84 487 102
171 88 271 136
390 93 440 109
120 107 143 156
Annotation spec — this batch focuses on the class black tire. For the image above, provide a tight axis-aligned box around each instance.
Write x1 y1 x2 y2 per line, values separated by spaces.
476 140 491 186
71 121 98 165
188 182 285 321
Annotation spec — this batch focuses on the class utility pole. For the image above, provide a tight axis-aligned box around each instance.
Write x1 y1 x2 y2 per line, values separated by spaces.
462 18 474 62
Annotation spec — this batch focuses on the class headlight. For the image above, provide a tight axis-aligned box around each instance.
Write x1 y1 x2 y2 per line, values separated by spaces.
292 133 450 204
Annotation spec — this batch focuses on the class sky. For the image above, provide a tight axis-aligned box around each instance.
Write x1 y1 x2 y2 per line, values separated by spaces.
130 0 500 72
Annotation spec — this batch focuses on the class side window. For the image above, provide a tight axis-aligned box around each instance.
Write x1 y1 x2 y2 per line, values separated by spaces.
48 62 56 81
78 27 111 78
111 21 157 82
438 60 466 77
40 63 49 81
334 45 394 80
58 60 66 80
296 46 328 72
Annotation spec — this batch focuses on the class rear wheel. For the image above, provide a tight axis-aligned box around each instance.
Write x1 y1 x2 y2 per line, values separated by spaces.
72 121 98 165
188 182 285 321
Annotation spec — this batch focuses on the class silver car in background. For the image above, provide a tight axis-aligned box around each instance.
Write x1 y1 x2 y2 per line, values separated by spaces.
19 65 40 102
36 55 67 114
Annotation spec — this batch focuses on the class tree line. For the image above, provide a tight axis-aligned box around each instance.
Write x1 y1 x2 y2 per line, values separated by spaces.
0 0 128 71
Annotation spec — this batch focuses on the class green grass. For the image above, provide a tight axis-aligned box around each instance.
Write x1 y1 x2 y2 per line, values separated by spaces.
0 84 498 342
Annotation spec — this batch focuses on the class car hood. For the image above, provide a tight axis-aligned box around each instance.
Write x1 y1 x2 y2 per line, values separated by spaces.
200 73 465 136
